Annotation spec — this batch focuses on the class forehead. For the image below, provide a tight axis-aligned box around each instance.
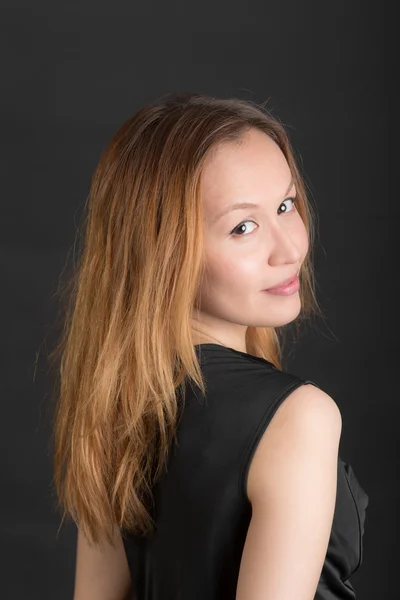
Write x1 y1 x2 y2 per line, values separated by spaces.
201 128 292 214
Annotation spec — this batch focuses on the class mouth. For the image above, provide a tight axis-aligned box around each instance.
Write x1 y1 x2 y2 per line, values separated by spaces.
264 269 300 291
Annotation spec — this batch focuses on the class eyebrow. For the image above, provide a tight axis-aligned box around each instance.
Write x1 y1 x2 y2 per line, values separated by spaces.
213 176 296 224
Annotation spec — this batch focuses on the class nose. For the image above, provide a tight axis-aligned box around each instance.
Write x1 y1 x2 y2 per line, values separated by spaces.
267 224 302 267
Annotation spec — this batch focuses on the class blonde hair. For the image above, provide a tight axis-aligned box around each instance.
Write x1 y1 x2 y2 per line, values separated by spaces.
49 93 321 547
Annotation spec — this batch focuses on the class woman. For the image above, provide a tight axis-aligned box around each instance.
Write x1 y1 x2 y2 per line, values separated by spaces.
51 93 369 599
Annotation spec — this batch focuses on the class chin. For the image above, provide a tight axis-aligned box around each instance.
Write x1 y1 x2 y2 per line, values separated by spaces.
262 304 302 327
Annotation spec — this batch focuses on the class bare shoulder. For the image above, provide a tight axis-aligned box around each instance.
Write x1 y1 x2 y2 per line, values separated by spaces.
280 382 342 436
238 383 342 600
247 383 342 504
271 381 342 429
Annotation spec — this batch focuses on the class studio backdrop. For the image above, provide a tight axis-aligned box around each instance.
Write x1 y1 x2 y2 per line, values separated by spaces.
1 1 391 599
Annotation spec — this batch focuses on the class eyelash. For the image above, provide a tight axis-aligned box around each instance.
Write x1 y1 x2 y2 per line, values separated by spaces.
229 197 298 237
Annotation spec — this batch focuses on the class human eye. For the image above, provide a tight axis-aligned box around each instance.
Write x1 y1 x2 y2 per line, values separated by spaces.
230 220 258 237
278 196 297 215
230 196 298 237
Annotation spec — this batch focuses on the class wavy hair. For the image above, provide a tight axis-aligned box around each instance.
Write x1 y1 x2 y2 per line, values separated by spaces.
50 93 322 547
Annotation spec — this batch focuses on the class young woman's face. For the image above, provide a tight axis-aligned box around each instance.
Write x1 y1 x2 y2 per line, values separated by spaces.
191 127 309 351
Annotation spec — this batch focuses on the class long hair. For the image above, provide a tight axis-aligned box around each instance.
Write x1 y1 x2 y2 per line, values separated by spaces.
50 93 322 547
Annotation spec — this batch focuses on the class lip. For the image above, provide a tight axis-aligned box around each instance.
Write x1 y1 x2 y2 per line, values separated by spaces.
264 271 299 291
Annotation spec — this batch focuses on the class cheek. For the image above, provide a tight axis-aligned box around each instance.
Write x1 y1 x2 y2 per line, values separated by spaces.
298 221 310 257
205 250 261 290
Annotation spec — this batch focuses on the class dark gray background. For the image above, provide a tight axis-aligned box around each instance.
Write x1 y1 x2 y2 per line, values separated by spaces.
1 0 392 598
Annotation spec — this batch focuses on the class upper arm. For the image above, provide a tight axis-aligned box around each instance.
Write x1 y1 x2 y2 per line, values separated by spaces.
73 526 133 600
236 383 342 600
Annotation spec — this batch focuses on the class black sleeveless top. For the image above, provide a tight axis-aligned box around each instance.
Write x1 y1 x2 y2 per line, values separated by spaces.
122 343 369 599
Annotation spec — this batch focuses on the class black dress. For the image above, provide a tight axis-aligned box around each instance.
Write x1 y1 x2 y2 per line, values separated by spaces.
122 343 369 599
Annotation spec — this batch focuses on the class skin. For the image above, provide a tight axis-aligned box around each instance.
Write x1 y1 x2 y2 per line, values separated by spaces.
191 127 309 353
